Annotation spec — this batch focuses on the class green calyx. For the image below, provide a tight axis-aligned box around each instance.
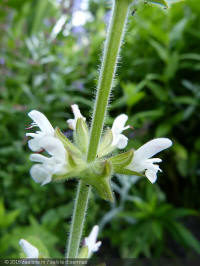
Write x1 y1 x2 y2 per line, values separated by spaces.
74 118 89 155
81 160 114 202
97 129 114 157
53 122 142 202
145 0 168 8
78 246 89 259
54 125 114 201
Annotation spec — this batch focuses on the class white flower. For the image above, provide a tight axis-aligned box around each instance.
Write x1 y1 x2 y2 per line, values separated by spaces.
29 136 67 185
126 138 172 183
26 110 54 152
111 114 130 149
84 225 101 257
26 110 67 185
67 104 86 130
19 239 39 258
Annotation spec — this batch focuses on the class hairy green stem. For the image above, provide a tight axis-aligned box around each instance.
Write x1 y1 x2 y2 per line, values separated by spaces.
66 0 130 258
66 181 90 258
87 0 130 162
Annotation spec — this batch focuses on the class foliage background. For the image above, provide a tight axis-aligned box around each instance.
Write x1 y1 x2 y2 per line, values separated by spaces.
0 0 200 258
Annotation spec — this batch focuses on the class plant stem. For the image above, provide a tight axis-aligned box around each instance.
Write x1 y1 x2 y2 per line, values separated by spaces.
87 0 130 162
66 0 130 258
66 181 90 258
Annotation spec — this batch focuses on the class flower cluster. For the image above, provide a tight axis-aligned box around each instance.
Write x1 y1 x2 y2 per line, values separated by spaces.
26 105 172 201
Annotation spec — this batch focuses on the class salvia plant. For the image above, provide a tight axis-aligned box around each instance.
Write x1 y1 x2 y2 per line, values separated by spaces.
19 0 176 259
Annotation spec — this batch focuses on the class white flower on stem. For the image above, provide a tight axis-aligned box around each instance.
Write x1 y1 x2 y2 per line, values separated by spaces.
26 110 67 185
26 110 55 152
84 225 102 257
126 138 172 183
29 136 67 185
19 239 39 258
111 114 130 149
67 104 86 130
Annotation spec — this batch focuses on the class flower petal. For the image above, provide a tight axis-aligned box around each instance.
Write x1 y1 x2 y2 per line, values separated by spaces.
145 168 159 183
67 104 86 130
27 137 43 152
30 154 49 163
39 136 66 161
112 114 128 135
67 119 76 130
19 239 39 258
71 104 84 120
30 164 52 185
134 138 172 161
28 110 54 135
115 134 128 149
84 225 101 257
111 114 130 149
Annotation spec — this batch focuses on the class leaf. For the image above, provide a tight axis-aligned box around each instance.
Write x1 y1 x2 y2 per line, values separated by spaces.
169 208 199 219
122 82 145 107
0 199 20 228
147 81 168 101
169 222 200 254
149 39 168 62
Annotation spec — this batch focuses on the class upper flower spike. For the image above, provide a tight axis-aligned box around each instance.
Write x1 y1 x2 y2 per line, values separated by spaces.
111 114 130 149
127 138 172 183
67 104 86 130
84 225 102 257
26 110 54 152
19 239 39 258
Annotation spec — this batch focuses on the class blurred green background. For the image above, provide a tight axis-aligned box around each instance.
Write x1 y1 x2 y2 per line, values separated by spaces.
0 0 200 258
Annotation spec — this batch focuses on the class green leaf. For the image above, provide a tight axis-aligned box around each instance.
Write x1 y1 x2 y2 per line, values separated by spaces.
149 39 168 62
0 199 20 228
170 222 200 254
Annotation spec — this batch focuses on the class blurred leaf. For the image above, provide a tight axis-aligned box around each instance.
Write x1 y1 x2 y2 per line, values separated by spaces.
169 222 200 254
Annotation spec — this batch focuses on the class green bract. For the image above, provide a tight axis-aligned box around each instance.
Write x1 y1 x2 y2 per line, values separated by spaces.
52 119 141 202
145 0 168 8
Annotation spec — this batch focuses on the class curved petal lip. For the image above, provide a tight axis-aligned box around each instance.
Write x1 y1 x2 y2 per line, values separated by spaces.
116 134 128 149
112 114 128 134
28 110 54 134
134 138 172 161
145 169 158 183
30 164 52 185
